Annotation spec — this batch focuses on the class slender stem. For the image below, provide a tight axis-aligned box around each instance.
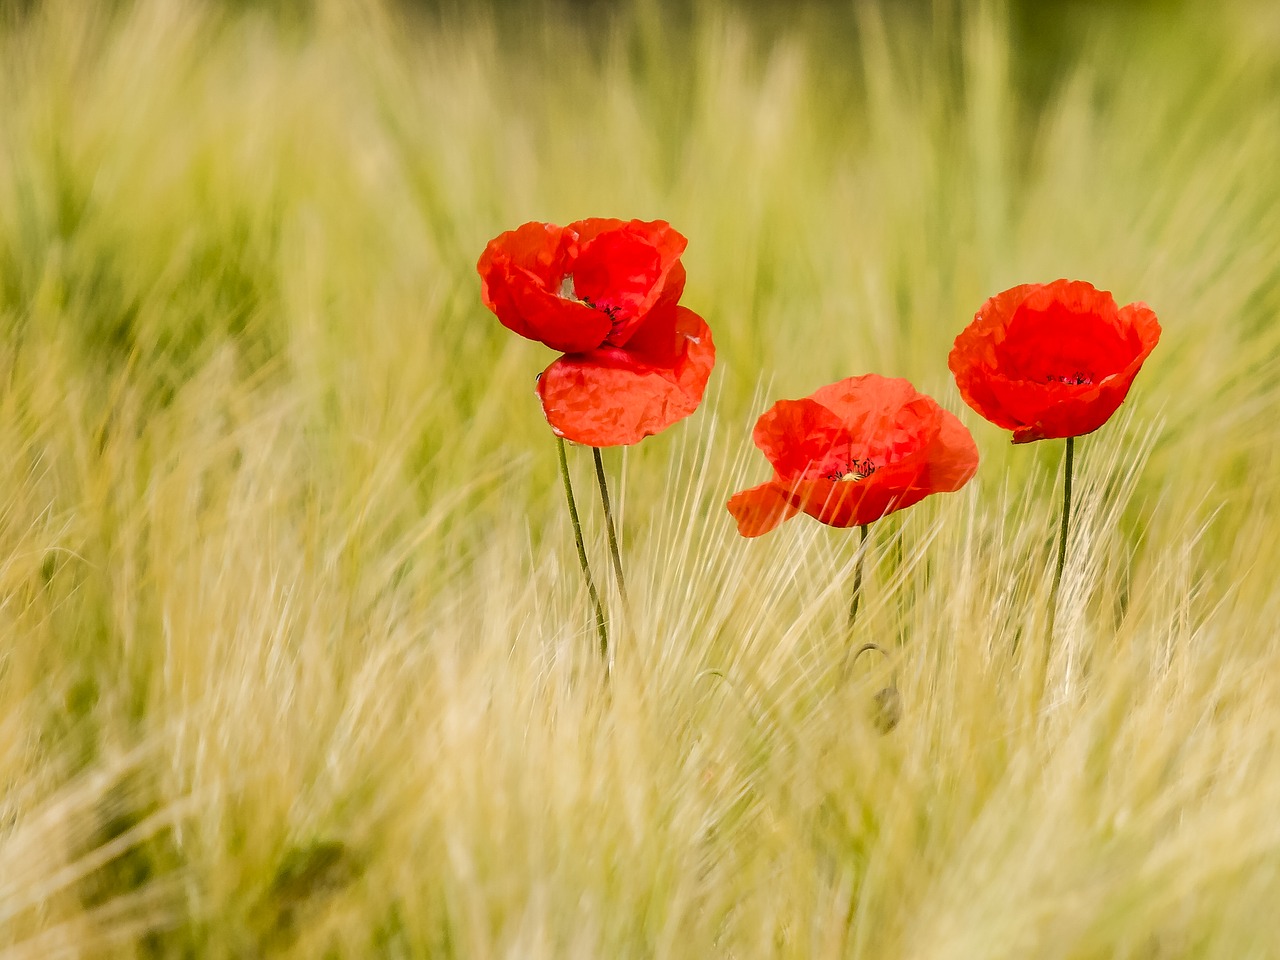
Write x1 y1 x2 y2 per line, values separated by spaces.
839 525 872 679
592 447 628 607
1047 435 1075 641
557 437 608 664
1037 436 1075 712
848 523 871 631
893 524 907 646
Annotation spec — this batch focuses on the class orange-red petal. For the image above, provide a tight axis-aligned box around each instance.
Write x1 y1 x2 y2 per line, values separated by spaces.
780 406 978 527
950 280 1161 442
568 219 688 346
808 374 926 426
751 398 848 477
536 302 715 447
727 375 979 536
726 481 800 537
477 221 612 354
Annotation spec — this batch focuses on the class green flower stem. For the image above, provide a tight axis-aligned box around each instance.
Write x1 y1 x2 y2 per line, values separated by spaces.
1039 435 1075 706
848 523 871 631
557 436 609 664
1048 435 1075 641
838 523 873 681
592 447 628 608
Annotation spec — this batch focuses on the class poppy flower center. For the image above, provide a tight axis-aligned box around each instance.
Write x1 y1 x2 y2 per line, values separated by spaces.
824 458 877 482
559 274 622 322
995 303 1134 386
1048 372 1094 385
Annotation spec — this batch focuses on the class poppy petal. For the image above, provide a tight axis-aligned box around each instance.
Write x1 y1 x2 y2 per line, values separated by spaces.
751 399 849 477
567 218 688 267
477 222 613 353
985 302 1161 443
615 263 688 362
730 375 978 536
998 280 1132 381
727 481 799 538
563 217 627 243
782 477 898 528
477 221 569 294
950 280 1161 442
948 283 1038 431
568 220 688 346
808 374 923 425
920 405 982 490
537 304 715 447
782 416 975 528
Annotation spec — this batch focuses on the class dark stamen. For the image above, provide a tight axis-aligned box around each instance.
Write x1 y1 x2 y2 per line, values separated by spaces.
1048 372 1093 386
578 295 621 322
825 458 877 482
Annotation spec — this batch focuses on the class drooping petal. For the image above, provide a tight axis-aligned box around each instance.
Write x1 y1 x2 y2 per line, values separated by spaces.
568 219 688 346
919 404 982 490
477 221 613 353
751 399 849 478
726 481 799 537
536 303 715 447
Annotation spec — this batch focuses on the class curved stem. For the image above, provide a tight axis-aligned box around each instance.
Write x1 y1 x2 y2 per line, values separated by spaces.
557 437 609 665
592 447 628 608
843 643 902 732
850 642 888 668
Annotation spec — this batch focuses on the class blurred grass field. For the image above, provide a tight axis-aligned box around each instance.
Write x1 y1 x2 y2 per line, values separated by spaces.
3 0 1280 955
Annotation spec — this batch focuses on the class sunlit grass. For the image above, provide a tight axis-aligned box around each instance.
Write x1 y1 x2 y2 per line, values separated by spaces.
2 0 1280 955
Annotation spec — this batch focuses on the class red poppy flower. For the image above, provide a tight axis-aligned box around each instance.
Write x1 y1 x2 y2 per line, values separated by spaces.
477 218 688 354
536 261 714 446
727 375 979 538
478 218 714 447
949 280 1161 443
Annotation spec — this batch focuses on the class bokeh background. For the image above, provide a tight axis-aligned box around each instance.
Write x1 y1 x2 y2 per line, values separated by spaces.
2 0 1280 956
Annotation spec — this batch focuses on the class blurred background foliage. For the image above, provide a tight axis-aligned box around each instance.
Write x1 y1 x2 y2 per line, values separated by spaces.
2 0 1280 955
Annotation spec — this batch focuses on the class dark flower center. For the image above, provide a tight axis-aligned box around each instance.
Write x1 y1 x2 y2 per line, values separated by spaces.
580 296 621 322
1047 372 1094 385
559 274 622 323
824 458 877 482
